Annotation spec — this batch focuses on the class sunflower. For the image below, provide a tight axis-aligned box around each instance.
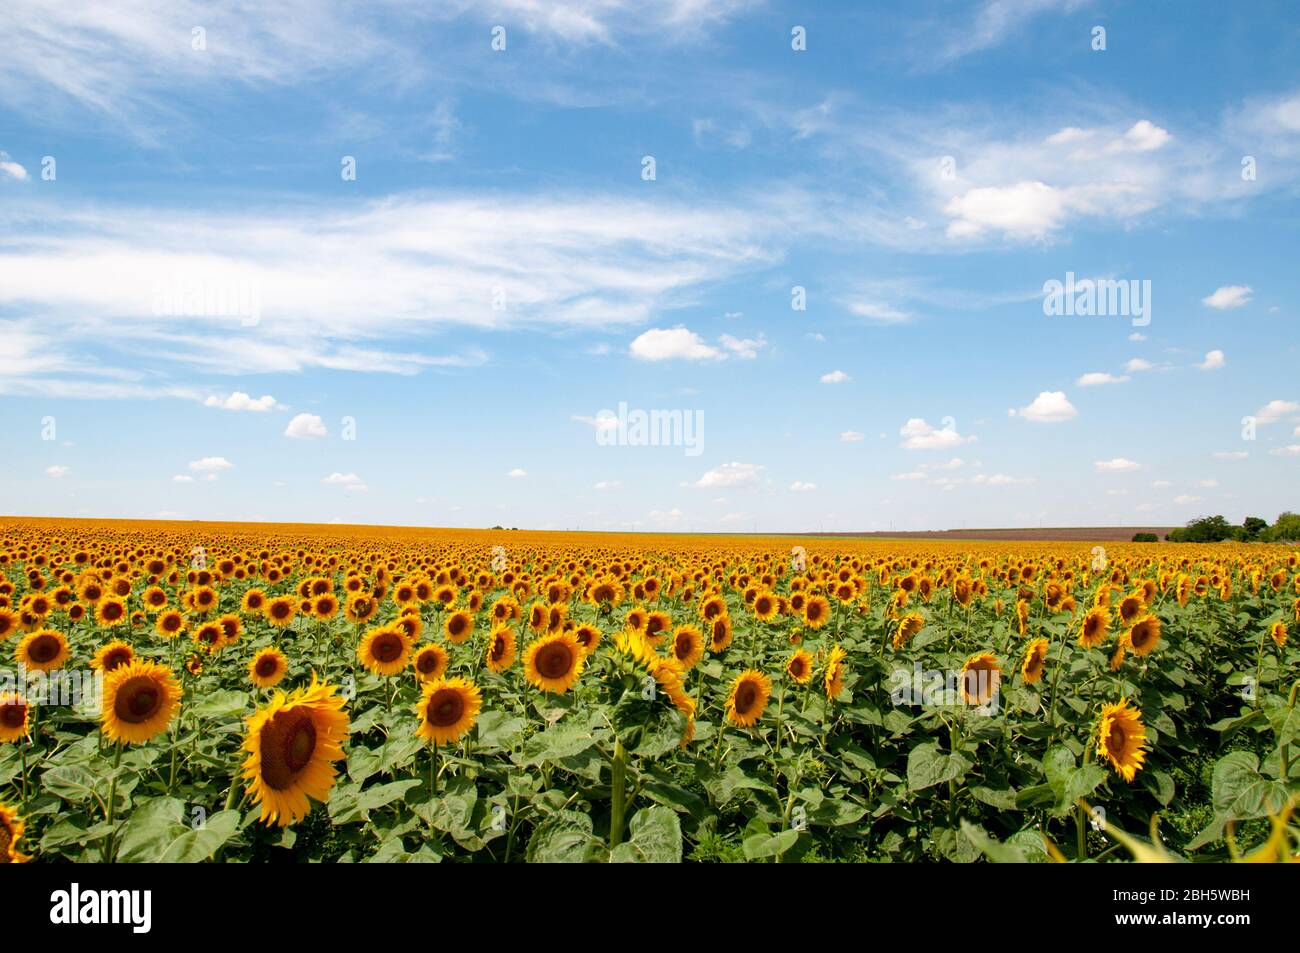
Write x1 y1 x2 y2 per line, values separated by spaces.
192 621 224 653
892 611 925 650
155 608 185 639
0 693 30 743
960 652 1001 706
523 630 585 694
0 609 18 641
249 647 289 688
241 588 267 614
344 593 378 624
185 655 204 676
803 594 831 629
0 803 30 864
725 669 772 727
708 614 733 653
242 675 350 827
1096 697 1148 782
91 640 135 673
573 622 603 654
265 596 297 628
1020 638 1050 685
357 625 412 676
670 624 705 670
443 609 474 644
824 644 848 700
100 660 182 744
218 613 242 645
16 629 69 673
785 649 814 684
1127 614 1161 656
645 611 672 646
752 591 779 622
1270 620 1288 648
484 626 516 673
413 643 451 682
1078 605 1110 648
414 677 482 745
94 597 128 628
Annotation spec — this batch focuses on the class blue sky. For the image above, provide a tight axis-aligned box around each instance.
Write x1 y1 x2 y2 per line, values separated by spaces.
2 0 1298 533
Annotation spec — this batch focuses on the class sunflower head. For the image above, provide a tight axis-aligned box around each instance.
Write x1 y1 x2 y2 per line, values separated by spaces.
960 651 1001 706
414 677 482 746
1096 697 1147 782
1079 605 1110 648
16 629 69 673
484 627 516 673
523 631 585 694
824 644 848 701
242 675 350 827
726 669 772 727
1020 637 1050 685
249 647 289 688
101 660 183 744
413 643 450 682
0 803 30 864
0 693 30 743
91 640 135 673
1127 614 1161 656
785 649 814 684
357 625 412 676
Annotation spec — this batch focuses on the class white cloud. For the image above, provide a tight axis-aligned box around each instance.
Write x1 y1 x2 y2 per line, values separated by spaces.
188 456 233 472
1195 349 1225 371
839 431 865 443
899 417 975 449
718 333 767 360
629 327 722 362
922 457 968 470
1270 445 1300 457
1198 479 1219 488
1125 358 1154 373
891 472 927 481
789 481 817 492
572 413 619 435
1212 451 1248 460
285 413 327 439
323 472 362 484
172 475 193 483
1077 371 1129 387
944 180 1065 239
1174 494 1202 504
971 473 1035 486
0 151 28 181
1202 285 1252 310
1095 458 1141 472
1151 480 1172 489
508 468 528 478
45 464 68 478
1108 120 1171 153
1128 332 1147 342
1016 391 1077 423
843 298 912 324
820 370 850 384
1255 400 1299 424
593 480 622 490
205 391 280 412
694 462 763 488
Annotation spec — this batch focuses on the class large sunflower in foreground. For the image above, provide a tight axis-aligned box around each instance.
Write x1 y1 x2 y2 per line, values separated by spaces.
0 803 30 864
100 660 183 744
523 630 585 693
824 644 848 701
1096 697 1147 782
0 693 30 743
242 675 350 827
16 630 69 673
725 669 772 727
960 651 1001 706
249 647 289 688
414 677 482 745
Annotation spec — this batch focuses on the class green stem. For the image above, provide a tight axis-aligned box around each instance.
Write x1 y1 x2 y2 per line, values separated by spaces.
102 742 124 861
609 739 628 849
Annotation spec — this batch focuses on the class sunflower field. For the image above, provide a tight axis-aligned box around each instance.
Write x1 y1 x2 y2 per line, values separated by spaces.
1 518 1297 864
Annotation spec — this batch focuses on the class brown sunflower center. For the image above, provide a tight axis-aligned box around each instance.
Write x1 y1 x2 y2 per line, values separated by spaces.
417 650 441 674
256 656 280 677
104 648 132 671
426 689 464 727
28 635 60 663
115 676 162 723
1 703 26 728
735 682 758 713
536 642 574 679
259 709 317 790
102 603 123 620
448 616 467 636
490 637 507 662
373 633 403 663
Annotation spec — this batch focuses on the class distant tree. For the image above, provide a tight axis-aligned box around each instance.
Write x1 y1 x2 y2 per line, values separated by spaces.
1265 512 1300 542
1241 516 1269 541
1181 515 1235 543
1131 532 1158 542
490 525 504 530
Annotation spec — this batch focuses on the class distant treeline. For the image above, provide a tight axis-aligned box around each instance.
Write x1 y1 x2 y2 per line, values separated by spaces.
1132 512 1300 543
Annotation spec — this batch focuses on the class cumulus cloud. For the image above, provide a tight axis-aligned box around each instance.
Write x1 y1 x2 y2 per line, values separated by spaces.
820 370 850 384
1212 451 1248 460
1269 445 1300 457
45 464 68 478
1095 458 1141 472
629 327 722 362
899 417 974 449
1015 391 1077 423
971 473 1035 486
1202 285 1252 310
1255 400 1299 424
891 471 927 481
188 456 233 472
839 431 865 443
205 391 280 412
508 468 527 478
789 481 817 492
593 480 622 490
172 474 193 483
1125 358 1154 373
1195 349 1225 371
693 462 763 488
0 151 28 181
1077 372 1129 386
285 413 327 438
